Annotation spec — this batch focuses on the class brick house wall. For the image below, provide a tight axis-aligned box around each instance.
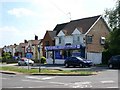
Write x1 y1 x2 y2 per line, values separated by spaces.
86 18 110 53
42 31 55 57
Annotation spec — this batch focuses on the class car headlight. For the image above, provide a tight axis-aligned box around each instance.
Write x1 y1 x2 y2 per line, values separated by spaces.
83 61 87 63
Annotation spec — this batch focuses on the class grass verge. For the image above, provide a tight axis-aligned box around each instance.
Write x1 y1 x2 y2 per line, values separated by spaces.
0 66 97 75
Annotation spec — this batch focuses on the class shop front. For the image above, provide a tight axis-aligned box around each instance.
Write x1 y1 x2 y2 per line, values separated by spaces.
45 45 85 64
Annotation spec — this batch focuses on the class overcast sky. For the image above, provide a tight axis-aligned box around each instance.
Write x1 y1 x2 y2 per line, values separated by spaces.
0 0 117 47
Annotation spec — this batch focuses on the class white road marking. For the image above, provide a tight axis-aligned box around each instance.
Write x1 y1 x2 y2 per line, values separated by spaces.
49 82 65 85
25 76 54 80
9 87 23 88
22 79 42 82
41 77 54 80
101 80 115 84
107 86 118 88
67 81 92 88
22 79 31 82
2 78 8 80
25 76 41 80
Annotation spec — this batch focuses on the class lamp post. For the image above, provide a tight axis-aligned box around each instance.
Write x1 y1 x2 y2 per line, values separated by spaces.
38 43 41 72
26 45 32 70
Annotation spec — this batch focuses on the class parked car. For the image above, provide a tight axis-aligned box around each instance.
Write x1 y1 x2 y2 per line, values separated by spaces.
18 57 34 66
64 56 93 68
108 55 120 69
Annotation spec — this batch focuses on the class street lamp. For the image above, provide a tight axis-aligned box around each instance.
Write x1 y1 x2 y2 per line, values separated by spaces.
26 45 32 70
38 43 41 73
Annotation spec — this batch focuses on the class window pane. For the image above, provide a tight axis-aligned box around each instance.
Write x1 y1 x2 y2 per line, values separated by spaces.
87 36 92 43
59 37 61 44
45 41 49 46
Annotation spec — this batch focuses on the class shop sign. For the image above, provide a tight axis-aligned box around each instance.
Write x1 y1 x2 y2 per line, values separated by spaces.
45 45 81 50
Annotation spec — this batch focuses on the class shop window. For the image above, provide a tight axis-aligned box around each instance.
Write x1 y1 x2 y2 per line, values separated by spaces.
87 36 92 44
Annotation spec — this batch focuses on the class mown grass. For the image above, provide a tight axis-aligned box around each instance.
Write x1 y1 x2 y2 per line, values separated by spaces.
0 66 96 75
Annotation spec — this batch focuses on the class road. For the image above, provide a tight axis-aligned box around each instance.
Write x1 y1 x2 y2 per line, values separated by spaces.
1 69 119 88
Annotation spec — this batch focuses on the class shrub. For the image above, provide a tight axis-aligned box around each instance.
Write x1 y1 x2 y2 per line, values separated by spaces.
102 50 112 64
2 52 12 60
41 56 46 64
0 57 2 60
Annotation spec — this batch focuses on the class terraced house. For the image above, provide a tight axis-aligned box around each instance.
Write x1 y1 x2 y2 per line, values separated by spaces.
45 15 110 64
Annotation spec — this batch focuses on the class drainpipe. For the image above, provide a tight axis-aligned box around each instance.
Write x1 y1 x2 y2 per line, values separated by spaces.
52 50 55 64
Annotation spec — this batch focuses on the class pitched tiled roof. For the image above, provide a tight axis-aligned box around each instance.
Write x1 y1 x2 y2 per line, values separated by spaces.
28 40 40 45
19 43 28 47
62 15 101 35
53 22 68 35
48 31 57 40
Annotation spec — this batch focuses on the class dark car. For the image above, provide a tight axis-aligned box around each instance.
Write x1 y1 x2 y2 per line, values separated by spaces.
64 56 93 68
108 55 120 69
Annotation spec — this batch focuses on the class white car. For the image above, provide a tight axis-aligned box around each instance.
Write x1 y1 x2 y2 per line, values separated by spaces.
18 58 34 66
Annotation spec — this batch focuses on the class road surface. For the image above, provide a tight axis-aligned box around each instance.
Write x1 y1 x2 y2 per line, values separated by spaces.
1 69 119 88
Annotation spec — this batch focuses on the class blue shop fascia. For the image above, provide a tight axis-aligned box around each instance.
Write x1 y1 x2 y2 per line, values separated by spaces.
45 45 85 64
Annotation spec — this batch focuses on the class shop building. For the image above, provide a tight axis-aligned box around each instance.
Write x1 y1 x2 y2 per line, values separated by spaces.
45 15 110 64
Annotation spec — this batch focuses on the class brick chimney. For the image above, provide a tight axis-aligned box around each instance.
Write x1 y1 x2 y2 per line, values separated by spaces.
24 40 28 43
35 35 38 40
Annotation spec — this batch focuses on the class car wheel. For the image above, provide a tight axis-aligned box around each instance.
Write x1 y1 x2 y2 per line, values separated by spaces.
109 64 113 69
65 63 69 68
79 63 83 67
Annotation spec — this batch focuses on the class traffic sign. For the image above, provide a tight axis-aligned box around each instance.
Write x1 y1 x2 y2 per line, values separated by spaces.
26 53 32 59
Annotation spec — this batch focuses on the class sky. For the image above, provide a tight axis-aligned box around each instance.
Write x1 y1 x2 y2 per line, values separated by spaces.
0 0 117 48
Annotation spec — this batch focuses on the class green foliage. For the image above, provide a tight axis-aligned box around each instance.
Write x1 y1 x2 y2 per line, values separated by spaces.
102 50 112 64
2 52 12 60
0 57 2 60
41 56 46 64
104 0 120 56
0 66 95 75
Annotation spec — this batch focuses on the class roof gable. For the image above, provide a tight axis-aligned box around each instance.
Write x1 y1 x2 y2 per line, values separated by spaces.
57 30 65 36
72 28 82 35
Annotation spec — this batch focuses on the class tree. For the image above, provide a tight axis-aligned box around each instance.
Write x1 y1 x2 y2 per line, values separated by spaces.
3 52 12 60
104 0 120 55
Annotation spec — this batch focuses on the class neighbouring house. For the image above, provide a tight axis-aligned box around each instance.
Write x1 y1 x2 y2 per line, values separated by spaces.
38 39 43 58
42 31 56 57
41 23 68 58
0 48 2 57
27 35 41 60
45 15 110 64
3 45 14 55
16 42 28 58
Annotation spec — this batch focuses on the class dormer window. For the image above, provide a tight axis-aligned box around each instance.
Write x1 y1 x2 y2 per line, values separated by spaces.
100 37 105 45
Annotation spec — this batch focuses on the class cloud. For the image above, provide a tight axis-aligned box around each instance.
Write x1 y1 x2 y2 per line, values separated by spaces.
7 8 38 18
0 26 35 47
